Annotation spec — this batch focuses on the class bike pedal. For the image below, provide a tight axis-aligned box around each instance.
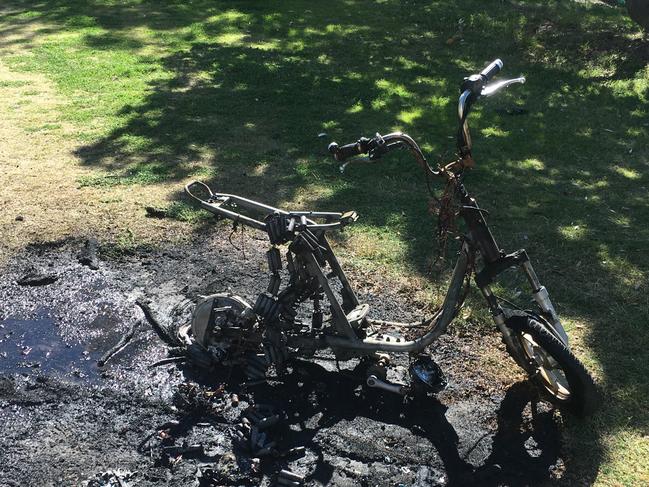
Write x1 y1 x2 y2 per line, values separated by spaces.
366 375 408 395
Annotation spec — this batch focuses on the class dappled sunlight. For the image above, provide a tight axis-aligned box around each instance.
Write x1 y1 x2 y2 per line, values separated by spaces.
339 224 411 269
345 101 363 114
397 107 423 125
613 165 642 180
519 158 546 171
212 32 247 46
595 246 645 291
205 9 251 25
247 162 268 177
291 183 338 207
375 79 413 98
608 213 631 228
570 178 609 191
557 222 591 242
481 126 510 138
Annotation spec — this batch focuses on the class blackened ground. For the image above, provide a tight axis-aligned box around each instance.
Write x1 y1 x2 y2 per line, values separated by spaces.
0 234 594 486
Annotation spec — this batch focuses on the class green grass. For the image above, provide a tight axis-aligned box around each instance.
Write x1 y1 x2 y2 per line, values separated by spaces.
77 163 181 187
164 201 211 224
1 0 648 484
0 79 31 87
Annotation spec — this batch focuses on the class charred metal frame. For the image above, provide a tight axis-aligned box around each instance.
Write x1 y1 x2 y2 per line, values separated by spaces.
186 181 470 358
185 176 563 359
184 59 569 364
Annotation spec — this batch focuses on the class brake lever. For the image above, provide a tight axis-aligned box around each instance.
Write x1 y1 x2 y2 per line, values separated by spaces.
481 76 526 97
339 155 371 174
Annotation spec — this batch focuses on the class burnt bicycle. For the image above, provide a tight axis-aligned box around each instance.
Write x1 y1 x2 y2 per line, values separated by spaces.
182 59 599 416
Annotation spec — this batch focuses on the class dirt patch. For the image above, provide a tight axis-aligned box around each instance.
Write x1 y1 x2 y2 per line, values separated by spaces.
0 59 196 265
0 234 586 486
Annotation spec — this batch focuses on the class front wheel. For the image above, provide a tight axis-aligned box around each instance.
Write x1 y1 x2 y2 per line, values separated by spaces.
505 314 600 416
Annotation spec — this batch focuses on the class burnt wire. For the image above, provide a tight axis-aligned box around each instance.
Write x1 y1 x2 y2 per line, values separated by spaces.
428 160 462 261
228 220 247 260
493 293 524 311
455 251 475 314
391 138 464 261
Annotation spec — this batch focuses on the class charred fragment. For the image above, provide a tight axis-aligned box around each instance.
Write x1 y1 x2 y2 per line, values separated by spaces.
231 405 284 459
97 320 140 367
16 271 58 286
78 237 100 270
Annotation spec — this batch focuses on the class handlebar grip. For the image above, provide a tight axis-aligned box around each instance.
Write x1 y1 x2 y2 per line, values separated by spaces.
328 141 363 162
480 59 503 82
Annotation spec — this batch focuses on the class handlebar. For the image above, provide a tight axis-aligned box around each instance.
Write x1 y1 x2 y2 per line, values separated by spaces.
480 58 503 82
328 58 525 174
457 59 525 156
328 138 371 162
329 132 438 177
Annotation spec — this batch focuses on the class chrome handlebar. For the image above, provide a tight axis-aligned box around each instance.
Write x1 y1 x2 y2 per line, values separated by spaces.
457 60 525 156
331 59 526 174
481 76 525 97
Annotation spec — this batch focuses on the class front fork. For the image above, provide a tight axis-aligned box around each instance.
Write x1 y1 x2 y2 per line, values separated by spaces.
459 184 569 355
520 260 569 345
477 251 570 348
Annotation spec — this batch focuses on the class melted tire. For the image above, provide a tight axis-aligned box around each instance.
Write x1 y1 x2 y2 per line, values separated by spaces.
505 315 600 417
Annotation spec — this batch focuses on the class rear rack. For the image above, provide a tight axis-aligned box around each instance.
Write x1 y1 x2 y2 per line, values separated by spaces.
185 181 356 232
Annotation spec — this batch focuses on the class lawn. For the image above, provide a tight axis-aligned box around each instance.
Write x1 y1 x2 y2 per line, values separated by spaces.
0 0 648 485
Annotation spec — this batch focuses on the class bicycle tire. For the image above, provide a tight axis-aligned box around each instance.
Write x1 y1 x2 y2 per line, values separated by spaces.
505 314 600 416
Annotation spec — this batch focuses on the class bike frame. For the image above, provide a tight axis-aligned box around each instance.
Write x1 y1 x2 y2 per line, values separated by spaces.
186 180 467 354
184 59 569 359
185 179 535 358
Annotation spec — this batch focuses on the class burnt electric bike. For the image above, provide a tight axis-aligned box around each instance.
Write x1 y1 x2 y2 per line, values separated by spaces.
182 59 599 416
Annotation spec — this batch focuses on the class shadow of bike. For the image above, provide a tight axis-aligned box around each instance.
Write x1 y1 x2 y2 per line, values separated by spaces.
174 358 595 486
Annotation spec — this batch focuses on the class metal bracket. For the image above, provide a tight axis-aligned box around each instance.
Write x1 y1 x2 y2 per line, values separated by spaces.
474 249 529 288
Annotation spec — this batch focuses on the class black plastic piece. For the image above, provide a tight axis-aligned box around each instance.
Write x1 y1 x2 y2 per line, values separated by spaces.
409 356 447 394
312 310 323 329
265 213 289 245
328 137 371 162
267 248 282 272
480 58 503 82
266 213 303 245
367 133 388 160
460 74 484 96
474 249 529 288
459 59 503 96
267 273 281 295
280 303 298 321
254 292 281 320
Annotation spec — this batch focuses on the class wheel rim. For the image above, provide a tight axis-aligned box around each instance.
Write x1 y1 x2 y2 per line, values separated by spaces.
519 332 572 401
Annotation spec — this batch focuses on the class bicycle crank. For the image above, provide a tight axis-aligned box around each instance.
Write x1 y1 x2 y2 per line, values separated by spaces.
366 375 408 395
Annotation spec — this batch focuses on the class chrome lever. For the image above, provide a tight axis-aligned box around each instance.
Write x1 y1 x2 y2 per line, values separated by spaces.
339 155 371 174
481 76 526 97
